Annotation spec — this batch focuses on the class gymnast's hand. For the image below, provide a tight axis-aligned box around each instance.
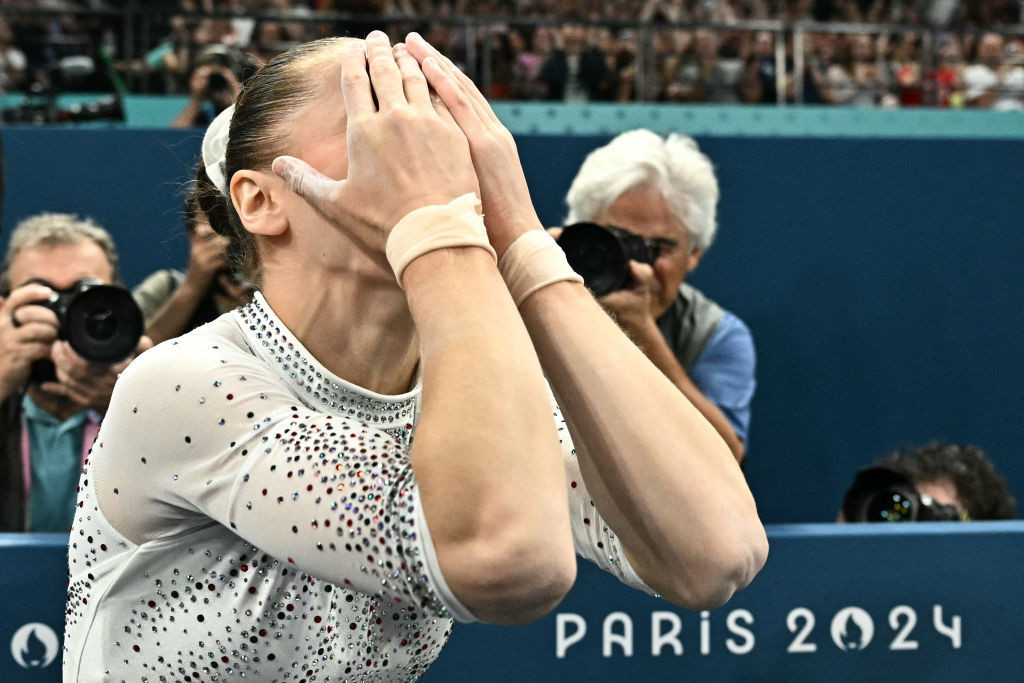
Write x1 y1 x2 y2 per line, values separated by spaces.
272 31 480 256
403 31 543 257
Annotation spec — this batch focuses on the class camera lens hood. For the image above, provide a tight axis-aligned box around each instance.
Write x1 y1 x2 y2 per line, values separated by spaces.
557 222 631 297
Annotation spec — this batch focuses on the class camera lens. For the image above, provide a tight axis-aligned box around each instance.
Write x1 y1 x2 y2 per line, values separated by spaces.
862 488 916 522
84 308 118 341
557 223 631 297
841 465 925 523
64 285 143 363
207 71 230 93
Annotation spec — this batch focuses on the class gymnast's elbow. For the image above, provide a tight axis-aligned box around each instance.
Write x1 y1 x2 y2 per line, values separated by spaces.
438 523 578 626
649 522 769 611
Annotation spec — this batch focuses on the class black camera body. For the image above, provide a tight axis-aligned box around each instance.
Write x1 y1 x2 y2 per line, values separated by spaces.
556 222 660 297
841 466 963 523
26 278 143 384
205 70 232 96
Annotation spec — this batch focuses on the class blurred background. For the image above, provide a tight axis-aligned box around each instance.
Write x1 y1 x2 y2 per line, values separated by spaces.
0 0 1023 120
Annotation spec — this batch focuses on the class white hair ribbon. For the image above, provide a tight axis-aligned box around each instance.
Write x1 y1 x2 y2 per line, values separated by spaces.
201 104 235 197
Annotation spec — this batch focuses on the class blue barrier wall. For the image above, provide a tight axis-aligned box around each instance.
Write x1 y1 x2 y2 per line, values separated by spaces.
2 113 1023 523
5 95 1024 138
4 524 1024 681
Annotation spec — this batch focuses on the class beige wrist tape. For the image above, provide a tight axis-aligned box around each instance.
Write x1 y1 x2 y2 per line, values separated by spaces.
498 229 584 306
385 193 497 287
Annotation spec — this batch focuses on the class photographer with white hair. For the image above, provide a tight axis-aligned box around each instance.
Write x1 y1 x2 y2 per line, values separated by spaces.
560 129 755 463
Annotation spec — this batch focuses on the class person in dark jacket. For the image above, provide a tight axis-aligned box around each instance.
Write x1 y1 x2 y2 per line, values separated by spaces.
538 23 616 102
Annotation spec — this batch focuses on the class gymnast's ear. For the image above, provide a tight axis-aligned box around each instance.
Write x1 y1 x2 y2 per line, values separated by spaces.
230 169 289 237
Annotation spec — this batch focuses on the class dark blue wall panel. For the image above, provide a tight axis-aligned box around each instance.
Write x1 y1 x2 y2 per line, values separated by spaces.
7 524 1024 681
2 128 202 287
3 127 1022 524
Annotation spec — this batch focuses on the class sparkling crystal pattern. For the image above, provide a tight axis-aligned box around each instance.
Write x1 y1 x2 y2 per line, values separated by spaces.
63 293 650 682
64 294 453 682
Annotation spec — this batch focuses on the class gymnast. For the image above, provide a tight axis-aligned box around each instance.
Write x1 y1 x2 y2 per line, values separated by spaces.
63 31 766 681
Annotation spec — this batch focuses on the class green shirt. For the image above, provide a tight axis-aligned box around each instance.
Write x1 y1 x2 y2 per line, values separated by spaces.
22 394 94 532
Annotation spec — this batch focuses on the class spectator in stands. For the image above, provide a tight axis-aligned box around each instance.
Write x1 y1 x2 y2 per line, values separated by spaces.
806 32 857 104
480 29 516 98
0 213 151 532
930 35 965 107
892 31 924 106
848 32 892 105
508 27 549 99
537 22 615 102
193 15 240 49
840 442 1017 522
964 32 1024 110
606 28 639 101
0 17 27 94
798 32 834 103
667 28 741 103
154 1 257 94
9 0 1024 107
650 29 692 101
132 169 254 346
141 12 197 94
560 130 755 463
592 27 627 100
8 0 91 70
737 53 765 103
751 30 784 103
953 0 1024 28
808 32 892 106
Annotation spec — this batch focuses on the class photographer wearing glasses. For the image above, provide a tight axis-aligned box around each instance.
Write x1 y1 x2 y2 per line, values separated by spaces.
558 130 754 462
0 213 150 531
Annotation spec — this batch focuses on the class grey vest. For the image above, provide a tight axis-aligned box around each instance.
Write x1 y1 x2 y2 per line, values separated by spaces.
656 282 725 373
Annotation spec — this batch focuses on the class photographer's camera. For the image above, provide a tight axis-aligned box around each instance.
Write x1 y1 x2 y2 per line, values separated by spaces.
556 222 661 297
841 466 965 522
23 278 143 383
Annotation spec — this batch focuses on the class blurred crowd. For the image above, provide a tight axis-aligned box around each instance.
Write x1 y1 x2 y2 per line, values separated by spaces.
0 0 1022 108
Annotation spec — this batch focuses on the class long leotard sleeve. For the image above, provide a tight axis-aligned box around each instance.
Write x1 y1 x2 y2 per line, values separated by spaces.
90 328 474 623
551 399 656 596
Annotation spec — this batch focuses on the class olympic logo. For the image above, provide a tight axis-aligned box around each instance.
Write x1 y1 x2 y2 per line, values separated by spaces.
10 622 59 669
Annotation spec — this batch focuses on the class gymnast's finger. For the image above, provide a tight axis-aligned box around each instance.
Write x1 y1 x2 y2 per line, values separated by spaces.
364 30 405 111
393 43 432 111
340 41 373 120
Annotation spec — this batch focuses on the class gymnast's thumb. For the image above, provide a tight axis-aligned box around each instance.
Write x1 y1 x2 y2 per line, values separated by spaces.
272 155 341 216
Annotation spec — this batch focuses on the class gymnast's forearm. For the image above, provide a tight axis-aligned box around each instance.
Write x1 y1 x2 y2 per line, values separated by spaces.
402 246 576 624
